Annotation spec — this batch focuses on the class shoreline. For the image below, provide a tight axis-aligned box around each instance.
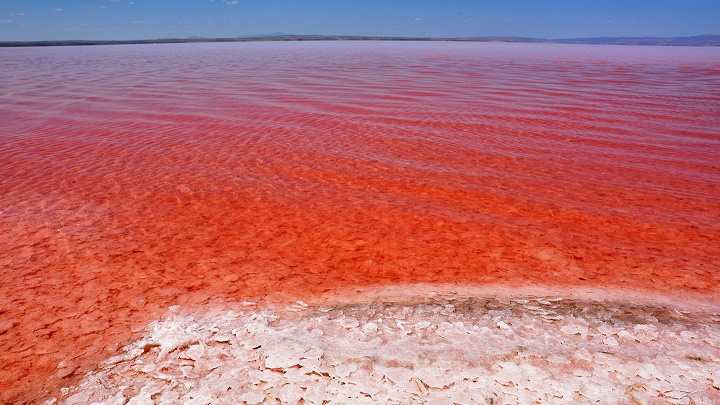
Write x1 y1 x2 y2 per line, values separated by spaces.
256 282 720 314
54 284 720 404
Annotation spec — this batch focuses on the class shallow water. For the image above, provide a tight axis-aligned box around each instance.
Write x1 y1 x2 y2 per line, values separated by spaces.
1 41 719 403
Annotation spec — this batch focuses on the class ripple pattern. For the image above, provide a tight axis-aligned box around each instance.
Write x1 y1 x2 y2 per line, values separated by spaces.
0 42 719 402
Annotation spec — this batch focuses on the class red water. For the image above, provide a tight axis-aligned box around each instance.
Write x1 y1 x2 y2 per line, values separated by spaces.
1 41 719 402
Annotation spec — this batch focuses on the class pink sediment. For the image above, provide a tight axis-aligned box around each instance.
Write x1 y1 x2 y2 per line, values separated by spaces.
2 191 718 402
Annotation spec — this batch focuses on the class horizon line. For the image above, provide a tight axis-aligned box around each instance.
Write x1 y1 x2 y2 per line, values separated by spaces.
2 34 719 48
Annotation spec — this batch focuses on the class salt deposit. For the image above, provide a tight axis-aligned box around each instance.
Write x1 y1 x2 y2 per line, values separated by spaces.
50 293 719 404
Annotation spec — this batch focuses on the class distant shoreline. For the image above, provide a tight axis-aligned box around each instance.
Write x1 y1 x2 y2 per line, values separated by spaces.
1 34 719 48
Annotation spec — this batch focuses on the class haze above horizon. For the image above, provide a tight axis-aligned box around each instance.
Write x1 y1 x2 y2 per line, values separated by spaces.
1 0 719 42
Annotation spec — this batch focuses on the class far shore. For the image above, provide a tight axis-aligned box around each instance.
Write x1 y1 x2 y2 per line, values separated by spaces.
2 34 719 48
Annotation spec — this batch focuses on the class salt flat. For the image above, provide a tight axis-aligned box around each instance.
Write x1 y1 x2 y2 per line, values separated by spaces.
57 287 720 404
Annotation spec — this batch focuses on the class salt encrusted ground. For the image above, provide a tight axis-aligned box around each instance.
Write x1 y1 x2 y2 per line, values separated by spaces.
51 291 720 405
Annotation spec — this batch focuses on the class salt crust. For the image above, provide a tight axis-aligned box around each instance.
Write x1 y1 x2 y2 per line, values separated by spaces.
51 295 720 405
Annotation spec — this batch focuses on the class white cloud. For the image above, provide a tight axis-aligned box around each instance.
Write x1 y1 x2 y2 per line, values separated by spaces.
224 0 239 4
54 8 64 12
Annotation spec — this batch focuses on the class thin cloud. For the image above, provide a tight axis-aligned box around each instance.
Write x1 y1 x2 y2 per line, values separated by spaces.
54 8 64 12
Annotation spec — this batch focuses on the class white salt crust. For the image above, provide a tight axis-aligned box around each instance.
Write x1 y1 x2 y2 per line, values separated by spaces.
51 294 720 405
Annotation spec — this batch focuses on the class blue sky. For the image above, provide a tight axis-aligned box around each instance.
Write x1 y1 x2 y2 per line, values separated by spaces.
1 0 718 41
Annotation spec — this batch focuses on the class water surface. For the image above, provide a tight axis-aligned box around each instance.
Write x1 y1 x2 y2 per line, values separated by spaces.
1 41 719 402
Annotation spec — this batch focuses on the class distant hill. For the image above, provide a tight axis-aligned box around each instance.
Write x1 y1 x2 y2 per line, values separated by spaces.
1 34 719 48
552 34 720 46
244 32 295 38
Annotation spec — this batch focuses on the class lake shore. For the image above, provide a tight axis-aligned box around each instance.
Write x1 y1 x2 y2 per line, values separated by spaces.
55 284 720 404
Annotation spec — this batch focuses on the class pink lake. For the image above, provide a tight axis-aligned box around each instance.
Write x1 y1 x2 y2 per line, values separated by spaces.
1 41 719 403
